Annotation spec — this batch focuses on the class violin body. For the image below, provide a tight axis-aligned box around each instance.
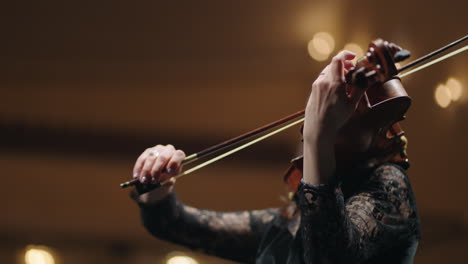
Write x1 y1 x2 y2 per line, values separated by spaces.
358 77 411 132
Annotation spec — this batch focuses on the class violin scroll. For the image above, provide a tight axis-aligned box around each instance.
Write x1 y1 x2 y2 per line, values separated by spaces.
346 39 413 140
345 39 411 89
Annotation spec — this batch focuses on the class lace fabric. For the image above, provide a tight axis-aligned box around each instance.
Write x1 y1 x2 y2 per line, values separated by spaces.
297 163 420 263
133 191 280 263
133 163 420 264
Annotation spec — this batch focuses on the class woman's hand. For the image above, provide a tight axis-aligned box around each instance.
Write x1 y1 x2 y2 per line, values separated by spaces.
302 51 366 185
132 144 186 202
304 50 364 141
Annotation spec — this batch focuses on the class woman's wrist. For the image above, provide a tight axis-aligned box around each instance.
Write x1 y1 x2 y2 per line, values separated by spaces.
302 128 337 185
303 116 338 143
303 125 337 147
134 185 175 205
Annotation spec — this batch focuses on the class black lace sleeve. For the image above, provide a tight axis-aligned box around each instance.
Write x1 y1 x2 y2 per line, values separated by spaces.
132 191 279 263
297 163 420 263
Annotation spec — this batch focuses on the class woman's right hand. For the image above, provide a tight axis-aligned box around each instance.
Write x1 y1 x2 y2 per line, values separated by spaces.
132 144 186 202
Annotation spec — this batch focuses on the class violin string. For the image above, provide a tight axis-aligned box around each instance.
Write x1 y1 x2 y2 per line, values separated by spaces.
399 45 467 79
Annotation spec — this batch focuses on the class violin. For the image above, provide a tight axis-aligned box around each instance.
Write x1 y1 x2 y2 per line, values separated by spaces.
120 35 467 194
285 39 413 193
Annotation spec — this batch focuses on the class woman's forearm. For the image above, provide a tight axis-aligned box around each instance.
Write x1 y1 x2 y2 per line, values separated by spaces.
302 126 337 185
135 191 279 264
302 51 358 185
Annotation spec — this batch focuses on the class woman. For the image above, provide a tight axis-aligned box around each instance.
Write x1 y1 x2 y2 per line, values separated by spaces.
130 51 421 263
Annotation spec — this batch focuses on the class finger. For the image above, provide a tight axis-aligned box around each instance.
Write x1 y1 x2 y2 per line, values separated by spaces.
167 149 186 173
159 149 186 182
133 145 161 179
150 145 175 183
139 145 164 183
341 50 357 60
133 152 147 179
344 60 355 71
330 51 356 75
330 51 356 80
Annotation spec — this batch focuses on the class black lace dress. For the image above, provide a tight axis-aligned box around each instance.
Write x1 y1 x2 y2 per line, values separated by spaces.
132 163 421 264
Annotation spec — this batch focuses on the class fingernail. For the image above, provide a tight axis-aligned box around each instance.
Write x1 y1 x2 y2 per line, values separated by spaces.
151 176 157 183
166 168 173 174
133 173 138 179
141 176 147 183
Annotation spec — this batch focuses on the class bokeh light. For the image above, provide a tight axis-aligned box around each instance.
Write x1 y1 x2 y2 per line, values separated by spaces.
308 32 335 61
434 84 451 108
24 246 55 264
166 252 199 264
434 77 464 108
167 256 199 264
446 77 462 101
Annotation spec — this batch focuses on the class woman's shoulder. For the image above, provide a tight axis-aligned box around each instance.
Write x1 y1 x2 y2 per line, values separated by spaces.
368 162 411 185
341 161 411 199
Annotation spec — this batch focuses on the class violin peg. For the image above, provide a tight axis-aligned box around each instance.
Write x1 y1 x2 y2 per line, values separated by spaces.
394 50 411 62
365 70 377 78
354 69 368 88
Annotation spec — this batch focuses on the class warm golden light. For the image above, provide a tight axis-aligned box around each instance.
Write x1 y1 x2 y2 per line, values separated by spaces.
343 43 364 62
434 84 451 108
313 32 335 55
25 246 55 264
446 77 462 101
308 40 328 61
434 77 464 108
308 32 335 61
167 256 199 264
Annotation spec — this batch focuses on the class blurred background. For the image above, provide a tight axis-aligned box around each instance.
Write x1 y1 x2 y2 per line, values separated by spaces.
1 0 467 263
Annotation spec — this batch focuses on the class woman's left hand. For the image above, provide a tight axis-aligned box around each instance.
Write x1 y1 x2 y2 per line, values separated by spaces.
303 50 365 141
